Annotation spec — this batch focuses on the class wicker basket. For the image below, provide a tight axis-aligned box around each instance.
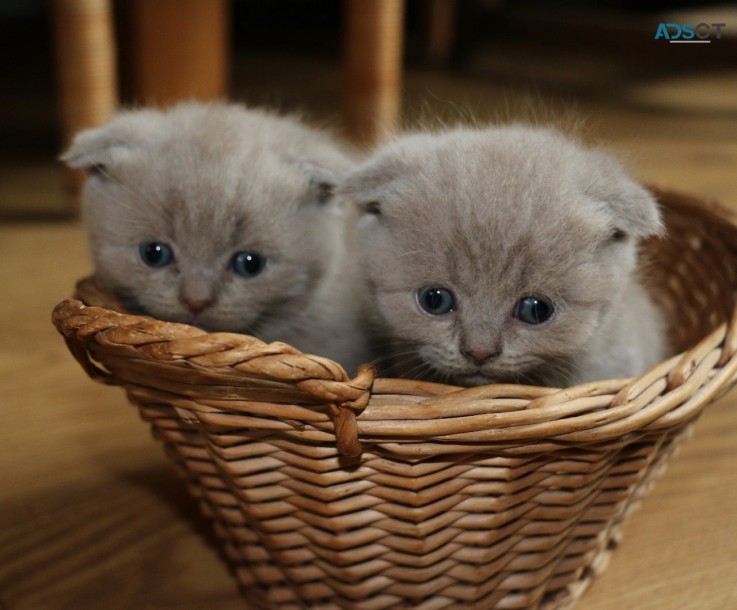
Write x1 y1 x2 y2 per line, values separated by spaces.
53 189 737 610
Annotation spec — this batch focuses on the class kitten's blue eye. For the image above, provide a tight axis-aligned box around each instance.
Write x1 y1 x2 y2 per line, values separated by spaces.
139 242 173 268
417 287 455 315
231 251 266 278
515 296 555 325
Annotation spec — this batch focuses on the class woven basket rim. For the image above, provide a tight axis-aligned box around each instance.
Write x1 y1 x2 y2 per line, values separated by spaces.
52 187 737 456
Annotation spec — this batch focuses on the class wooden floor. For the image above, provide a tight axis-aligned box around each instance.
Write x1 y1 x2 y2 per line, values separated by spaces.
1 50 737 609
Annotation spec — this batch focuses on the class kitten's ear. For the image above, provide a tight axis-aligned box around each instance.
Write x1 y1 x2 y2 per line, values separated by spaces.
298 161 341 205
60 112 158 178
587 152 664 239
61 127 135 178
336 153 409 218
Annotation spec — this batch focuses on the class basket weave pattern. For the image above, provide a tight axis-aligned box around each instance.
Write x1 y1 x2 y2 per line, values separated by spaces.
53 190 737 610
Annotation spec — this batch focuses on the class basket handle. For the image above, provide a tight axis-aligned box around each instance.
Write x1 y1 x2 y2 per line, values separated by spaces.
297 364 375 457
54 298 377 456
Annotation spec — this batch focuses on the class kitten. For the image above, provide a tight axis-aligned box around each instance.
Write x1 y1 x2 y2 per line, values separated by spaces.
62 102 371 374
337 125 669 387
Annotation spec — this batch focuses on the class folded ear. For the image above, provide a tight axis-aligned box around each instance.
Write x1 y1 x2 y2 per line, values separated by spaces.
295 161 344 205
336 151 411 218
585 151 664 239
60 111 160 178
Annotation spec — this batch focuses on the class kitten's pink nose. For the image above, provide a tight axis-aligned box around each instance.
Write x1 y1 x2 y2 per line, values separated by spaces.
183 296 213 315
461 348 500 366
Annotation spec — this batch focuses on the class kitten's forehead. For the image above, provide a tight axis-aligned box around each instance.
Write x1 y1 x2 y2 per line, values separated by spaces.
383 129 613 247
119 134 316 247
368 128 617 297
405 130 587 207
125 148 298 236
117 103 350 215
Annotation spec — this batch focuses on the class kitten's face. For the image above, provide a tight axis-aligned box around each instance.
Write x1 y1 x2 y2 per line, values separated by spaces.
65 104 353 333
340 127 662 385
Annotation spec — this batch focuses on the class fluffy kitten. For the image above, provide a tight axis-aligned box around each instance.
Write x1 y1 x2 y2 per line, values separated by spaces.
62 102 370 373
337 125 669 387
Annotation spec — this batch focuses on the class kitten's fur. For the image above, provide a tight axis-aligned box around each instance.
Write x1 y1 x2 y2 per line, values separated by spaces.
338 126 669 387
63 102 370 373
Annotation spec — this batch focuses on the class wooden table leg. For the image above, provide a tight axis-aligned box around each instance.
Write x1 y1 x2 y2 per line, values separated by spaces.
343 0 405 147
129 0 230 106
51 0 119 201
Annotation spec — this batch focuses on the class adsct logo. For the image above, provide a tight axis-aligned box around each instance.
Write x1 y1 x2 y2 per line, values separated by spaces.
655 22 726 43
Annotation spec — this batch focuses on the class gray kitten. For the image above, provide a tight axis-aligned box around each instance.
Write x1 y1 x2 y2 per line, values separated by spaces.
338 125 669 387
63 102 370 374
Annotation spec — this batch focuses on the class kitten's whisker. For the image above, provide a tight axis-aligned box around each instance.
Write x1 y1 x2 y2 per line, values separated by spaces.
399 359 436 381
398 250 422 259
374 351 423 377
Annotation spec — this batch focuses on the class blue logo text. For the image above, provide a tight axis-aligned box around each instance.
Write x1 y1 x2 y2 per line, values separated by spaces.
655 22 726 42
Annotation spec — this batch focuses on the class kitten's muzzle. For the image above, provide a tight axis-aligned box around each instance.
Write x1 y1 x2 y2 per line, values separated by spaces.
183 296 213 315
460 347 501 366
180 276 216 315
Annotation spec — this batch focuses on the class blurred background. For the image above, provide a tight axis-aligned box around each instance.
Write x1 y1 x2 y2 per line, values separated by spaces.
2 2 736 609
0 0 735 218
